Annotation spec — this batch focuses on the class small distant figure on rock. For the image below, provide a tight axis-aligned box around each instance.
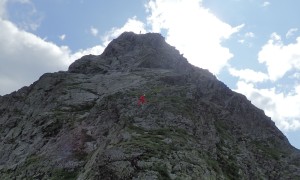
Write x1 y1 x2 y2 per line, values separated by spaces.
138 94 146 106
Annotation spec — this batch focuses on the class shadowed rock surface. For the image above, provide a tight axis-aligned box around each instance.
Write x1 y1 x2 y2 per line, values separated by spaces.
0 32 300 179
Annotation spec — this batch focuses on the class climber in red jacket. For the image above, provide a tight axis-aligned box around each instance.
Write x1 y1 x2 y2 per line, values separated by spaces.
138 94 146 106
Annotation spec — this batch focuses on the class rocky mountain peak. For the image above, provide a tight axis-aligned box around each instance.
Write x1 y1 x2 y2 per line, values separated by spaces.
1 32 300 179
68 32 204 77
101 32 166 58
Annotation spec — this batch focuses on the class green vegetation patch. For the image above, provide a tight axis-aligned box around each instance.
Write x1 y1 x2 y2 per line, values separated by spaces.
217 152 241 180
214 120 232 141
145 85 196 119
252 141 284 161
205 156 222 174
122 125 192 160
152 163 170 180
50 168 79 180
22 154 44 169
120 131 170 159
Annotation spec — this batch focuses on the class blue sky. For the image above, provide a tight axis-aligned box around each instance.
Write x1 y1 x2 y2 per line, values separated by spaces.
0 0 299 149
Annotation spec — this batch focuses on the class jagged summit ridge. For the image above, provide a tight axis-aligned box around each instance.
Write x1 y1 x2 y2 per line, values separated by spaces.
68 32 207 77
101 32 166 58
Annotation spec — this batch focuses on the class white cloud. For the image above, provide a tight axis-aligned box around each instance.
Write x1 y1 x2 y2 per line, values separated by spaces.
261 1 270 7
0 12 105 95
235 81 300 131
286 28 298 39
238 39 245 44
258 33 300 81
59 34 66 40
229 67 268 83
90 26 98 36
0 18 72 95
146 0 244 74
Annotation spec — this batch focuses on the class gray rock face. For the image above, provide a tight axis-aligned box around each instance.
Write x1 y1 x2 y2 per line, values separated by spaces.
0 32 300 179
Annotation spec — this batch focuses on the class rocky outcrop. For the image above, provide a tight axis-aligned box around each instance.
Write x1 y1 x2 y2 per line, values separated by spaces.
0 32 300 179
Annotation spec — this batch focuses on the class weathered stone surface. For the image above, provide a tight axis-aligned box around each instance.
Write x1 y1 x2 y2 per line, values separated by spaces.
0 32 300 179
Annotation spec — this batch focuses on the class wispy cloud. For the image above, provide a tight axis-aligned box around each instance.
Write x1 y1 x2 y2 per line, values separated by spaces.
238 39 245 44
6 0 43 31
245 32 255 38
286 28 298 39
59 34 66 40
238 32 255 46
90 26 99 36
261 1 270 7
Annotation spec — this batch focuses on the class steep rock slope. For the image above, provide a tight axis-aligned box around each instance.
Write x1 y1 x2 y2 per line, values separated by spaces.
0 32 300 179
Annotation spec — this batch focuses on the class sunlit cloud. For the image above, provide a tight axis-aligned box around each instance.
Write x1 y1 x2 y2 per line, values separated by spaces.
258 33 300 81
146 0 244 74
